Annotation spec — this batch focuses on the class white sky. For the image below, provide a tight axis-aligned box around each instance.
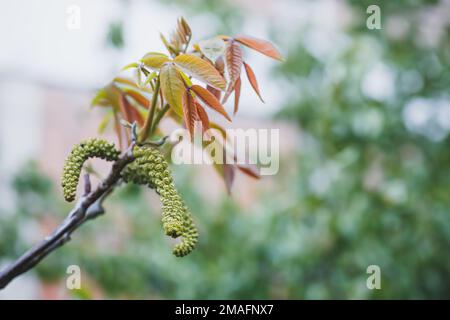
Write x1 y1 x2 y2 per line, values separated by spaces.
0 0 294 117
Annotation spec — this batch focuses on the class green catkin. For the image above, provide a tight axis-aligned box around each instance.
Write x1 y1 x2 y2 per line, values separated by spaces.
61 138 120 202
122 146 198 257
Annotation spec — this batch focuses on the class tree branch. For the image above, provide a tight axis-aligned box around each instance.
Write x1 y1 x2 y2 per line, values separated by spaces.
0 147 135 290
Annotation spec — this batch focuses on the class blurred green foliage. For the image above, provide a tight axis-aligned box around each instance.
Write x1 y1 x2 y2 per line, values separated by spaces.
275 0 450 298
1 0 449 299
106 21 125 49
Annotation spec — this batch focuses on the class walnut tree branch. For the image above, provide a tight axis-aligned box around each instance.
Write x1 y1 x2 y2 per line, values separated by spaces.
0 147 135 290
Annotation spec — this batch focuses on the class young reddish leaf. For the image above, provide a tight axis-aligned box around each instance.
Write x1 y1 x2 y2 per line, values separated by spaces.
191 85 231 121
212 140 236 194
119 93 144 126
207 124 235 193
225 40 243 86
181 90 199 137
118 92 132 122
207 85 221 101
223 40 243 104
160 63 186 117
243 62 264 103
195 101 210 132
235 34 283 61
141 52 171 69
237 164 260 179
123 88 150 108
129 105 145 126
174 54 227 90
112 109 124 150
215 56 225 74
223 164 236 194
206 57 225 101
234 76 241 115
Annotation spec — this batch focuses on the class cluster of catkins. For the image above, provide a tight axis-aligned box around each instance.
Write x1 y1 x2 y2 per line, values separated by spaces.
61 138 198 257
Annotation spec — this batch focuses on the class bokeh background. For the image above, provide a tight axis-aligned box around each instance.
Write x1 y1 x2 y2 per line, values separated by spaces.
0 0 449 299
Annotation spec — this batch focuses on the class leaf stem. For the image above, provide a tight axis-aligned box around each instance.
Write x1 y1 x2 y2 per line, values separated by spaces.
150 103 170 135
139 76 160 142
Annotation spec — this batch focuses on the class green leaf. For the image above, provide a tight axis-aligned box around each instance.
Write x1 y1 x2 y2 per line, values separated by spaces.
121 62 139 71
179 69 193 87
91 89 109 107
144 71 158 86
160 63 186 117
141 52 171 69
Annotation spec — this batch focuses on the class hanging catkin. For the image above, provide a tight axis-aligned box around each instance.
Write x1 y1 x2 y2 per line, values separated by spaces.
122 145 198 257
61 138 120 202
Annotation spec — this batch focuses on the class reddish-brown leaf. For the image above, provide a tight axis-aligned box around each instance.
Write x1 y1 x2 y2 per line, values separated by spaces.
223 164 236 194
234 76 241 115
118 92 132 123
119 93 145 126
220 140 236 193
222 39 243 104
112 109 124 150
195 101 210 132
243 62 264 103
225 39 243 90
221 86 233 104
123 88 150 108
235 34 283 61
215 56 225 74
182 90 199 137
191 84 231 121
206 57 225 101
237 163 260 179
207 85 221 101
